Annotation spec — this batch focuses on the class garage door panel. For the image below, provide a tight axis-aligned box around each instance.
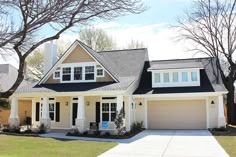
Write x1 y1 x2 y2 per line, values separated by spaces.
148 100 206 129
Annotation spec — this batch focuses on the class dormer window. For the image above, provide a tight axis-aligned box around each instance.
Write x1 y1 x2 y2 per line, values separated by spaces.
181 72 188 82
74 67 82 80
62 67 71 81
60 63 96 83
173 72 178 82
150 69 200 88
85 66 94 80
191 72 198 81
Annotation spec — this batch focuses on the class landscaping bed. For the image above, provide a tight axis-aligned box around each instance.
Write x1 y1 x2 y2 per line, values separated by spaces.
66 129 145 139
67 122 144 139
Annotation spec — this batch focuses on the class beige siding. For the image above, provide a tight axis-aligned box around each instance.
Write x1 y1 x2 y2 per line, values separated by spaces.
84 96 100 130
45 45 115 84
135 98 145 124
96 71 114 82
51 96 71 128
147 100 206 129
46 75 60 84
63 45 95 63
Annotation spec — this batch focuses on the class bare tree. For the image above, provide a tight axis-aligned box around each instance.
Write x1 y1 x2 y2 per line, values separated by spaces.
0 0 146 98
79 27 117 51
26 50 43 80
178 0 236 124
126 39 145 49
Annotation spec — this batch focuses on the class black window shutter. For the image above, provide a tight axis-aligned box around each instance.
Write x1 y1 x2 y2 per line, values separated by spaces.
56 102 60 122
35 102 40 121
96 102 100 123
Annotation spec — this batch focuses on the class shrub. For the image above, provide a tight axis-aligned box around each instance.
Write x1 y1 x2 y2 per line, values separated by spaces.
9 126 20 133
83 131 88 136
24 129 32 134
210 127 228 132
104 132 111 137
130 121 143 133
37 123 49 134
114 107 126 135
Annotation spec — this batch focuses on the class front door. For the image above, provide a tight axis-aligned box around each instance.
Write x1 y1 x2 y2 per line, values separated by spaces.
72 103 78 126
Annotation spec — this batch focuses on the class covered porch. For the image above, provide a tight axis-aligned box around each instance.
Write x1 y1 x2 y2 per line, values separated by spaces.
9 94 135 133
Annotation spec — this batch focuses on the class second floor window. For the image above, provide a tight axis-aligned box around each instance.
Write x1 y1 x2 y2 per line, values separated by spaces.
62 67 71 81
74 67 82 80
182 72 188 82
85 66 94 80
163 73 169 82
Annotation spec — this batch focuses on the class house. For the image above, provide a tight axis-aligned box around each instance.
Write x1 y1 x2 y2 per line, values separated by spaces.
0 64 32 125
8 40 227 132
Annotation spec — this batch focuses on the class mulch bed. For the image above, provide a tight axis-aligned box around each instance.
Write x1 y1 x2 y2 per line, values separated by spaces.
66 129 145 139
210 125 236 136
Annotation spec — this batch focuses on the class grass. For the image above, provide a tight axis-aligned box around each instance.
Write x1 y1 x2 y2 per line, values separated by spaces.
0 135 117 157
211 125 236 157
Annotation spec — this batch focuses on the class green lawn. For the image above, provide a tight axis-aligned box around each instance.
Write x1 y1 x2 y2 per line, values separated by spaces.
212 126 236 157
0 135 117 157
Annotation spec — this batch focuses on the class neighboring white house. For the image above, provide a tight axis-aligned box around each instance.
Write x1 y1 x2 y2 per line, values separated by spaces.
8 40 227 132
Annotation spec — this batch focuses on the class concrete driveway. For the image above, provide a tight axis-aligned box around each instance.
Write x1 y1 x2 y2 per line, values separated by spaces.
98 130 229 157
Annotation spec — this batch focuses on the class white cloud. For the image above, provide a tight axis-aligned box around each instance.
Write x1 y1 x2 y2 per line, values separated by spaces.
94 22 206 61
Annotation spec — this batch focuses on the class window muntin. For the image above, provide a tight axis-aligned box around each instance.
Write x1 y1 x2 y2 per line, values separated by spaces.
62 67 71 81
154 73 160 83
163 73 169 82
191 72 198 81
74 67 82 80
85 66 95 80
101 102 117 122
181 72 188 82
173 72 178 82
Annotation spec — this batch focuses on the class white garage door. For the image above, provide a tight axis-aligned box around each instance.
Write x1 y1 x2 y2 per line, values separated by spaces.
148 100 206 129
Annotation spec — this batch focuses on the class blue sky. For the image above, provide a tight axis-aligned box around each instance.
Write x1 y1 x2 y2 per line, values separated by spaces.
2 0 200 67
115 0 191 25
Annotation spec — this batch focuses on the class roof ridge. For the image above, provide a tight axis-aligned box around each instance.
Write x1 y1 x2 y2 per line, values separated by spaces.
150 57 213 62
98 48 147 53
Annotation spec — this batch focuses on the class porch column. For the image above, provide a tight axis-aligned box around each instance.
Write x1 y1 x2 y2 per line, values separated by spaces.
218 95 226 128
117 95 123 112
144 98 148 129
9 97 20 128
116 95 125 131
75 96 85 132
127 95 132 131
40 96 51 131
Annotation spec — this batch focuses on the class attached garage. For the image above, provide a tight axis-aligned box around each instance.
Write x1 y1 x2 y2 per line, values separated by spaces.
147 100 206 129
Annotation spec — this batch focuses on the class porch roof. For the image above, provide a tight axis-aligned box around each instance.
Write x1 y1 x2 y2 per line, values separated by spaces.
15 76 136 94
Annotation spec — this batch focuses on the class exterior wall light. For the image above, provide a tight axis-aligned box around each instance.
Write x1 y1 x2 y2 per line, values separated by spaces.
211 100 215 104
139 102 142 106
86 101 90 106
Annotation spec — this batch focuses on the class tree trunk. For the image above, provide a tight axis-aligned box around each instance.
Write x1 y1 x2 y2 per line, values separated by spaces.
224 78 236 125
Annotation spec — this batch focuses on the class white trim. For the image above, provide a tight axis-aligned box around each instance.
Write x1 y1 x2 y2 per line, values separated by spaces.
38 40 118 84
133 92 228 98
206 98 209 128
